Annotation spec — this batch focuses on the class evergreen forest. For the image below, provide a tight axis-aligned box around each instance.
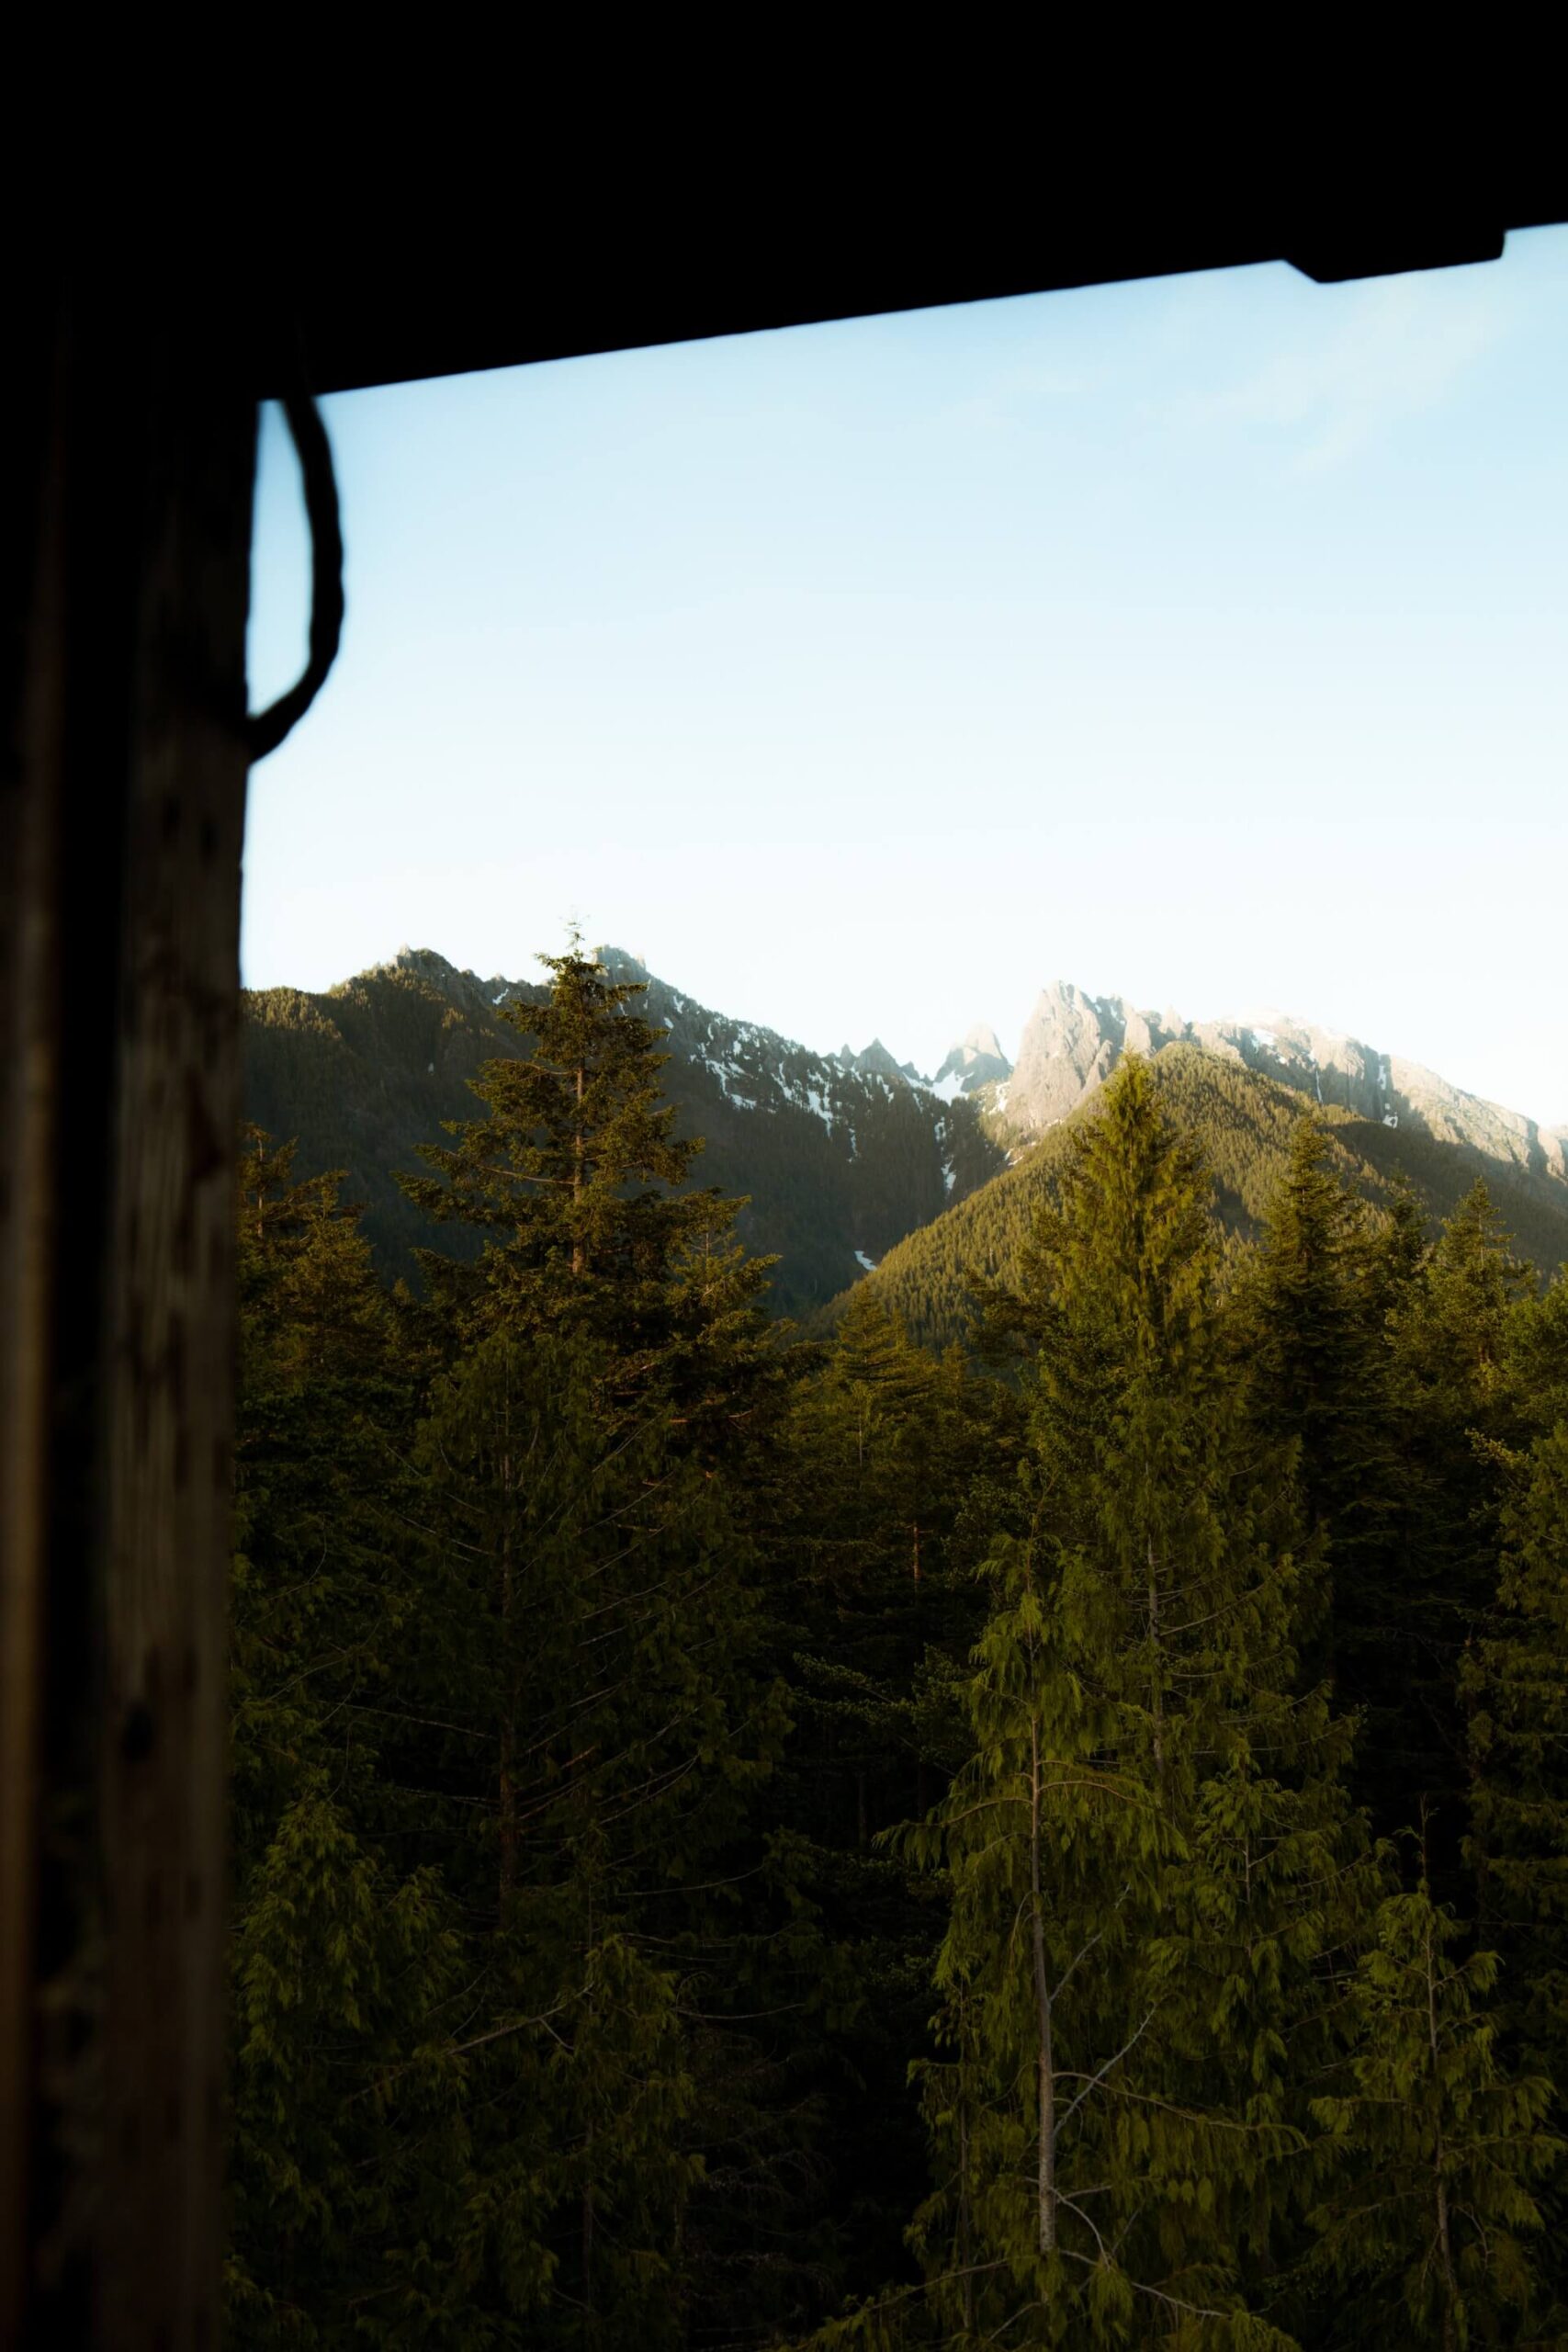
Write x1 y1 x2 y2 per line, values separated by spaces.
229 945 1568 2349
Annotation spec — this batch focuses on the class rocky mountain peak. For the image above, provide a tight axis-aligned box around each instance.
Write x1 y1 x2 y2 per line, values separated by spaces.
840 1037 920 1085
931 1021 1013 1102
1010 982 1152 1127
371 946 1566 1193
993 980 1568 1188
389 944 457 980
596 945 650 980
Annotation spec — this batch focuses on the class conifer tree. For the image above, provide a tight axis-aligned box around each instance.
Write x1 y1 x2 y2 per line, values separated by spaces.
1384 1182 1538 1888
1464 1416 1568 2327
1307 1883 1557 2349
895 1061 1370 2347
782 1293 992 1809
226 1102 809 2346
386 1331 737 2344
1238 1117 1393 1555
1363 1170 1430 1324
228 1133 465 2344
1503 1261 1568 1437
1467 1424 1568 2085
761 1294 1013 2304
400 935 773 1432
1235 1118 1415 1826
386 944 807 2342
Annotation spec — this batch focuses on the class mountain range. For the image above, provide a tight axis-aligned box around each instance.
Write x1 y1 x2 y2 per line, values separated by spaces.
243 949 1568 1328
971 978 1568 1186
243 948 1003 1318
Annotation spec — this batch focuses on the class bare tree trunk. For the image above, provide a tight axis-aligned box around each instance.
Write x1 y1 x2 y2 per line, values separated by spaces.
958 2099 976 2333
1427 1909 1458 2346
1030 1720 1056 2255
582 2177 595 2341
499 1383 517 1905
571 1060 585 1277
582 1870 597 2342
1147 1532 1165 1781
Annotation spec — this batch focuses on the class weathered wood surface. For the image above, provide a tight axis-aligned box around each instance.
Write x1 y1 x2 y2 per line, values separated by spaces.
1 288 255 2349
1 292 71 2352
99 337 254 2352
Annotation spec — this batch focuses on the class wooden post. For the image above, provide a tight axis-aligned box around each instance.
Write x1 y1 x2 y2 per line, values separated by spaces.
1 277 255 2348
1 283 71 2352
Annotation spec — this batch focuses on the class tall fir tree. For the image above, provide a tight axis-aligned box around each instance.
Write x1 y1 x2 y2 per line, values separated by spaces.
400 935 774 1434
1383 1182 1539 1891
393 1327 763 2346
1307 1883 1558 2350
1464 1411 1568 2331
884 1061 1372 2348
1467 1422 1568 2089
386 942 818 2343
761 1293 1019 2307
1234 1118 1416 1832
228 1133 465 2345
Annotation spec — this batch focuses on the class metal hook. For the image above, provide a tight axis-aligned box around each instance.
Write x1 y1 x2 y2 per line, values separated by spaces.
245 387 344 763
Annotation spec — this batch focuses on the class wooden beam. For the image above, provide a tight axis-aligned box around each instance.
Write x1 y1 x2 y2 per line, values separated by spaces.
0 284 69 2352
1 282 255 2349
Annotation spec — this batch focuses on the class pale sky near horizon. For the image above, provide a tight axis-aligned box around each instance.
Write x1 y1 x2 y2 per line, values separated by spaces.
244 226 1568 1127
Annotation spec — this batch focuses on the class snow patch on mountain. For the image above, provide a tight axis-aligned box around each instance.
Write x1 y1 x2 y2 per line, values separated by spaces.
931 1020 1013 1101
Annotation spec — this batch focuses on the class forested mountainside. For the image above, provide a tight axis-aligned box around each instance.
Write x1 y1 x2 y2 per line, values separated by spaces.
245 950 1568 1335
230 945 1568 2348
844 1044 1568 1351
243 947 1002 1318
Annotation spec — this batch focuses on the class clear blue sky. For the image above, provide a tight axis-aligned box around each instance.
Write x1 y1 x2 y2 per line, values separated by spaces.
245 225 1568 1126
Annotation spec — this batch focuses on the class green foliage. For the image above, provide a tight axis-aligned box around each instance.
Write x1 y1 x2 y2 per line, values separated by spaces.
1468 1422 1568 2086
845 1046 1568 1358
892 1063 1372 2348
1372 1183 1543 1889
400 943 749 1350
243 951 1003 1319
228 1132 465 2342
387 948 806 2343
757 1293 1021 2304
1230 1118 1419 1839
228 976 1568 2352
1464 1401 1568 2329
226 1789 465 2346
1307 1888 1558 2348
